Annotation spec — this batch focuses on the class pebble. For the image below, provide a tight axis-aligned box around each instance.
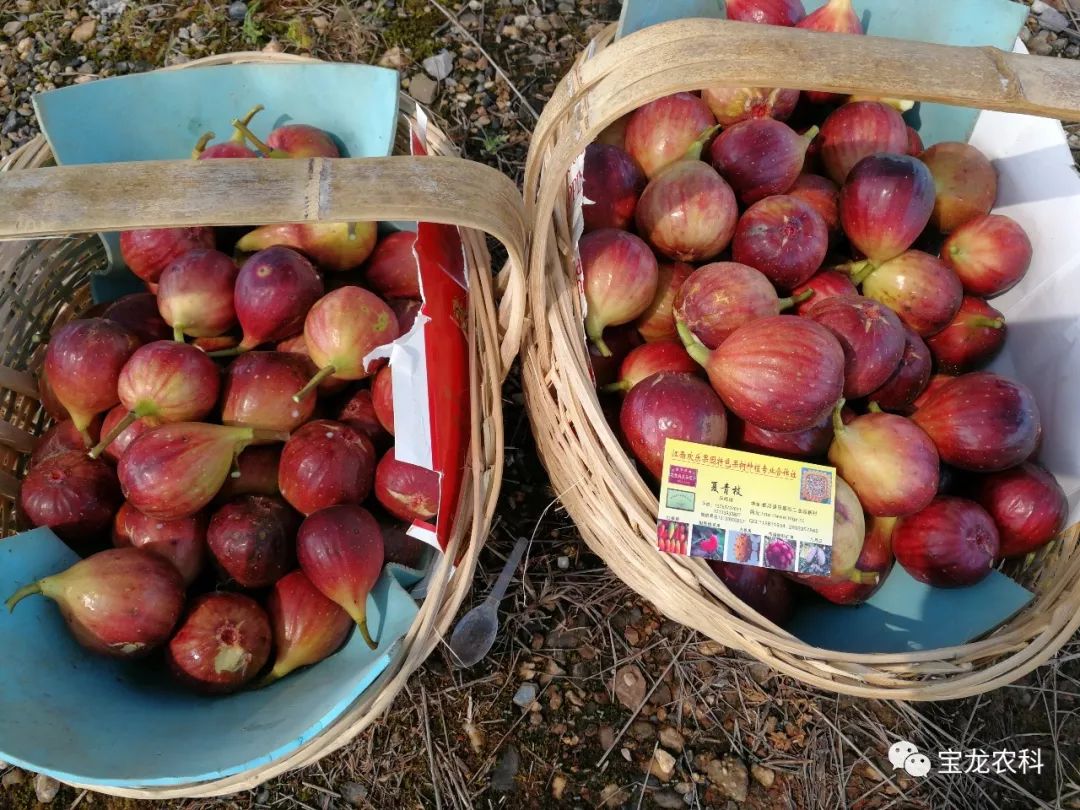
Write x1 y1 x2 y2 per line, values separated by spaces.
705 756 749 802
1 768 24 788
751 764 776 788
71 19 96 44
649 748 677 782
659 726 685 752
551 773 567 801
599 725 616 751
653 789 686 809
490 744 520 792
254 788 270 804
408 73 438 106
2 21 22 37
34 773 60 804
512 681 538 708
227 1 248 22
556 555 570 569
601 783 630 807
422 49 454 81
1033 1 1071 32
340 781 368 807
614 664 647 710
1030 30 1055 56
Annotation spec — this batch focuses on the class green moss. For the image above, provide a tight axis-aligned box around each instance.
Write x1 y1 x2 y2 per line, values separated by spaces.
376 0 442 60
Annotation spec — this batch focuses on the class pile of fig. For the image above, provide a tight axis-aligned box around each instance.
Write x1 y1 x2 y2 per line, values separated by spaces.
584 0 1068 624
7 108 440 694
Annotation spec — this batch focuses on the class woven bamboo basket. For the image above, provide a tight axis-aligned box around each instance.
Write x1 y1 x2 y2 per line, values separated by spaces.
0 52 526 797
521 19 1080 700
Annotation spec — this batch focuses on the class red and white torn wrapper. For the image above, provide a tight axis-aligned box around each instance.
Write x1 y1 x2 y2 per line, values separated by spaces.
365 107 471 554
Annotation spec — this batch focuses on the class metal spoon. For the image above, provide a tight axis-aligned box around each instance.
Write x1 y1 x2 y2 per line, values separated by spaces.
447 536 529 668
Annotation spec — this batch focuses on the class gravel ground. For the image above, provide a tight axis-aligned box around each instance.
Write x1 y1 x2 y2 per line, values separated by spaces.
2 2 1080 809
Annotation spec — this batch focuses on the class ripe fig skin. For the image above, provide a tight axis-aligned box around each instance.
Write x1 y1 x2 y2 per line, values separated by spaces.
30 418 101 469
803 515 896 605
580 229 659 356
207 495 299 589
701 86 800 127
112 501 207 585
624 92 717 178
787 174 841 239
619 372 728 480
20 451 122 549
156 248 239 340
102 292 172 343
371 366 395 436
911 372 1041 472
221 351 317 434
790 268 856 314
234 246 325 350
337 388 390 445
973 463 1068 558
820 102 908 185
636 161 739 264
731 195 828 291
926 296 1006 375
301 286 400 384
217 445 282 501
167 592 272 694
582 143 646 232
729 413 833 461
119 227 216 285
725 0 806 27
860 250 964 337
279 420 378 516
805 295 906 399
364 231 422 299
893 497 1000 587
941 214 1033 298
707 561 794 626
374 448 440 524
920 142 997 234
636 261 694 343
263 570 354 685
709 118 811 205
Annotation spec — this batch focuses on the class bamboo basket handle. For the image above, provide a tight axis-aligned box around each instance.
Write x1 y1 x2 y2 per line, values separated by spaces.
0 156 528 376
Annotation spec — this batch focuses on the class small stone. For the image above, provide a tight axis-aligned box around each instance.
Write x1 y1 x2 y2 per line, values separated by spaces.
535 17 553 32
551 773 567 801
1030 31 1055 56
706 756 749 802
341 782 368 807
546 627 588 649
751 764 775 788
422 49 454 81
675 782 692 795
649 748 677 782
748 662 772 684
556 555 570 569
614 664 647 710
698 640 725 656
408 73 438 106
70 19 96 44
513 682 538 708
630 720 655 741
255 788 270 804
262 39 284 54
654 789 686 809
1068 44 1079 58
1 768 24 788
490 745 520 793
659 726 685 752
312 15 329 34
599 725 616 751
601 783 630 807
227 1 248 22
34 774 59 804
1034 1 1071 32
3 21 22 37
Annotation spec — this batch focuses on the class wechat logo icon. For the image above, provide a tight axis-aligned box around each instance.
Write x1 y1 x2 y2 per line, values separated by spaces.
889 741 932 777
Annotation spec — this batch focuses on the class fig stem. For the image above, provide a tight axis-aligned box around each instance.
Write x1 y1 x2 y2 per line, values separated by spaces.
6 581 42 612
971 316 1005 330
600 380 630 395
173 325 186 343
192 131 215 159
676 320 710 367
207 346 246 358
801 125 820 144
232 118 275 158
779 289 815 311
232 104 264 142
831 399 847 434
358 618 378 651
585 316 612 358
77 425 94 449
253 670 282 689
867 401 883 414
850 261 877 287
684 124 723 162
88 409 138 459
248 428 292 444
293 365 336 402
848 569 880 586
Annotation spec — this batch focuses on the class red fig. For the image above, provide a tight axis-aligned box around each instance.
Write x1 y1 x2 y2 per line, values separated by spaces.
893 497 999 587
98 406 152 464
926 296 1006 374
796 0 863 103
818 477 870 582
364 231 421 299
624 93 717 178
44 318 140 444
709 119 814 204
6 548 184 657
906 126 925 156
912 374 953 412
168 593 271 693
589 325 643 388
233 117 340 159
207 495 298 588
973 463 1068 558
580 229 659 356
707 561 793 626
841 154 936 264
37 367 67 421
675 262 811 349
635 261 693 343
20 451 121 547
820 102 909 185
702 86 800 128
279 420 377 515
337 388 389 443
920 142 996 234
868 324 933 413
221 352 317 434
119 227 216 285
806 515 896 605
30 418 100 469
90 340 221 459
583 143 646 232
157 249 238 341
805 296 906 398
112 501 206 585
726 0 805 25
684 315 844 433
828 406 939 517
119 423 289 520
729 412 833 460
389 298 422 334
102 293 172 343
229 246 325 352
374 448 440 523
787 174 840 238
941 214 1032 298
603 340 700 394
379 520 425 569
732 195 828 290
262 570 353 685
859 250 963 336
635 130 738 263
912 372 1041 472
217 445 282 500
619 372 728 479
790 268 855 314
294 287 400 396
362 369 393 439
236 222 378 273
296 504 385 649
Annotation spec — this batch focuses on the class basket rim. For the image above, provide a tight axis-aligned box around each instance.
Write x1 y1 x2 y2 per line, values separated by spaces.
520 22 1080 701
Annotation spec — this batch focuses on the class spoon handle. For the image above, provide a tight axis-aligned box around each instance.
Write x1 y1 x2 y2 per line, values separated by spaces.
484 536 529 607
